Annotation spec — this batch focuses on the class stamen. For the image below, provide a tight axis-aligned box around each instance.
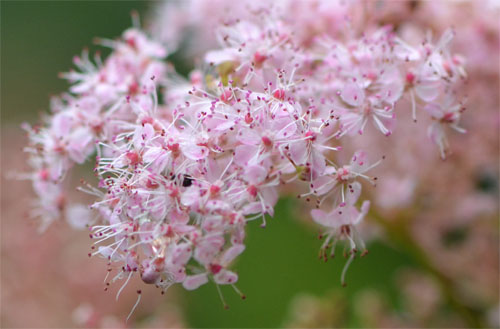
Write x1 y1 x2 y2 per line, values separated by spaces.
231 284 246 299
341 253 355 287
215 284 229 309
116 271 134 301
126 290 142 323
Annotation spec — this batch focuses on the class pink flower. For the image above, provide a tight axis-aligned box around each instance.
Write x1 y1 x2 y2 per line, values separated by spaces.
21 2 469 302
184 242 245 290
424 94 466 159
311 181 370 285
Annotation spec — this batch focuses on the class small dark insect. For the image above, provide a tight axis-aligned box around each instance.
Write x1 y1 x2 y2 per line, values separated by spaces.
182 175 193 187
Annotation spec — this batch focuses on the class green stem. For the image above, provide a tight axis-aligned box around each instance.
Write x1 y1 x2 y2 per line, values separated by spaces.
370 210 484 328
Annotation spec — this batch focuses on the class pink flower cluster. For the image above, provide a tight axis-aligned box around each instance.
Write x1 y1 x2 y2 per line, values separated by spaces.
23 4 467 297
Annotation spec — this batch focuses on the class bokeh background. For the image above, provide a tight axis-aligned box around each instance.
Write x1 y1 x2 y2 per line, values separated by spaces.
1 1 499 328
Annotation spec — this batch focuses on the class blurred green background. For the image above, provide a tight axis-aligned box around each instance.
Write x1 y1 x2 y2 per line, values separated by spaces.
1 1 148 124
1 2 490 328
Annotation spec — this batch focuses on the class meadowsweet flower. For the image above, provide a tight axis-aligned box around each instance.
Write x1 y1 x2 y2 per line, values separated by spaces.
21 0 469 305
424 93 466 159
311 182 370 285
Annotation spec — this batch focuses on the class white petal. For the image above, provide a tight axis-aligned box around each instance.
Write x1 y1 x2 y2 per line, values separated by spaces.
182 273 208 290
214 270 238 285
